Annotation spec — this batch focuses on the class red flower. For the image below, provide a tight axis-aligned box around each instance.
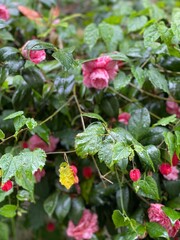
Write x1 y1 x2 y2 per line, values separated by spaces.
82 166 93 179
46 222 55 232
118 112 131 125
1 180 13 192
172 153 179 166
129 169 141 182
22 141 29 149
159 163 172 175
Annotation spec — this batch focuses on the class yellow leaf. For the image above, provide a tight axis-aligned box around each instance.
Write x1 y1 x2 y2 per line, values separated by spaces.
59 162 78 189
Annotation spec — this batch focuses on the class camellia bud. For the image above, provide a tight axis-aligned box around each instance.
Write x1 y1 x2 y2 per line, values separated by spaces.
172 153 179 166
129 168 141 182
1 180 13 192
82 166 93 179
159 163 172 175
46 222 55 232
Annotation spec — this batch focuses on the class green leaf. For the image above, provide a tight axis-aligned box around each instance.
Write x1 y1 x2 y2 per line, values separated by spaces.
116 186 129 213
143 23 160 48
141 127 169 145
113 72 131 90
166 196 180 209
0 205 17 218
133 176 159 200
44 192 59 217
99 22 123 52
147 66 169 94
146 222 169 239
84 23 100 50
153 115 177 127
131 66 146 87
70 197 84 225
0 129 5 140
135 146 155 171
0 222 9 240
0 149 46 184
80 177 94 204
127 16 148 32
175 131 180 157
25 39 55 50
163 180 180 199
163 132 175 160
75 122 105 158
107 52 130 63
0 188 13 203
25 118 38 130
14 115 27 134
0 47 19 61
101 94 119 117
112 210 129 228
98 137 114 167
17 190 31 202
4 111 24 120
82 113 106 125
162 206 180 224
55 194 71 222
128 108 151 140
31 124 50 144
54 75 74 96
171 8 180 40
22 67 45 94
52 47 76 71
112 142 133 162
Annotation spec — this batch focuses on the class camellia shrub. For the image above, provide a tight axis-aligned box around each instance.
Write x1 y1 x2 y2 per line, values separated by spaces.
0 0 180 239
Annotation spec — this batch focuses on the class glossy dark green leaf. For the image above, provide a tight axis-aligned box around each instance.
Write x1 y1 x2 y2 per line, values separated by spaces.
140 127 169 145
22 67 45 94
113 72 131 90
70 197 84 225
44 192 59 217
55 194 71 222
116 186 129 213
0 47 19 61
101 95 119 117
25 39 55 50
147 66 169 94
163 132 175 160
82 113 106 124
54 75 74 96
128 108 150 140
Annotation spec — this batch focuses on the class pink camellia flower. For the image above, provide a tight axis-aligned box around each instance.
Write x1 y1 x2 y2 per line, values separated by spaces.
0 5 10 21
82 56 118 89
159 163 172 175
148 203 180 237
163 166 179 181
67 209 98 240
21 41 46 64
34 168 46 183
27 135 59 152
1 180 13 192
129 169 141 182
166 98 180 118
118 112 131 125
